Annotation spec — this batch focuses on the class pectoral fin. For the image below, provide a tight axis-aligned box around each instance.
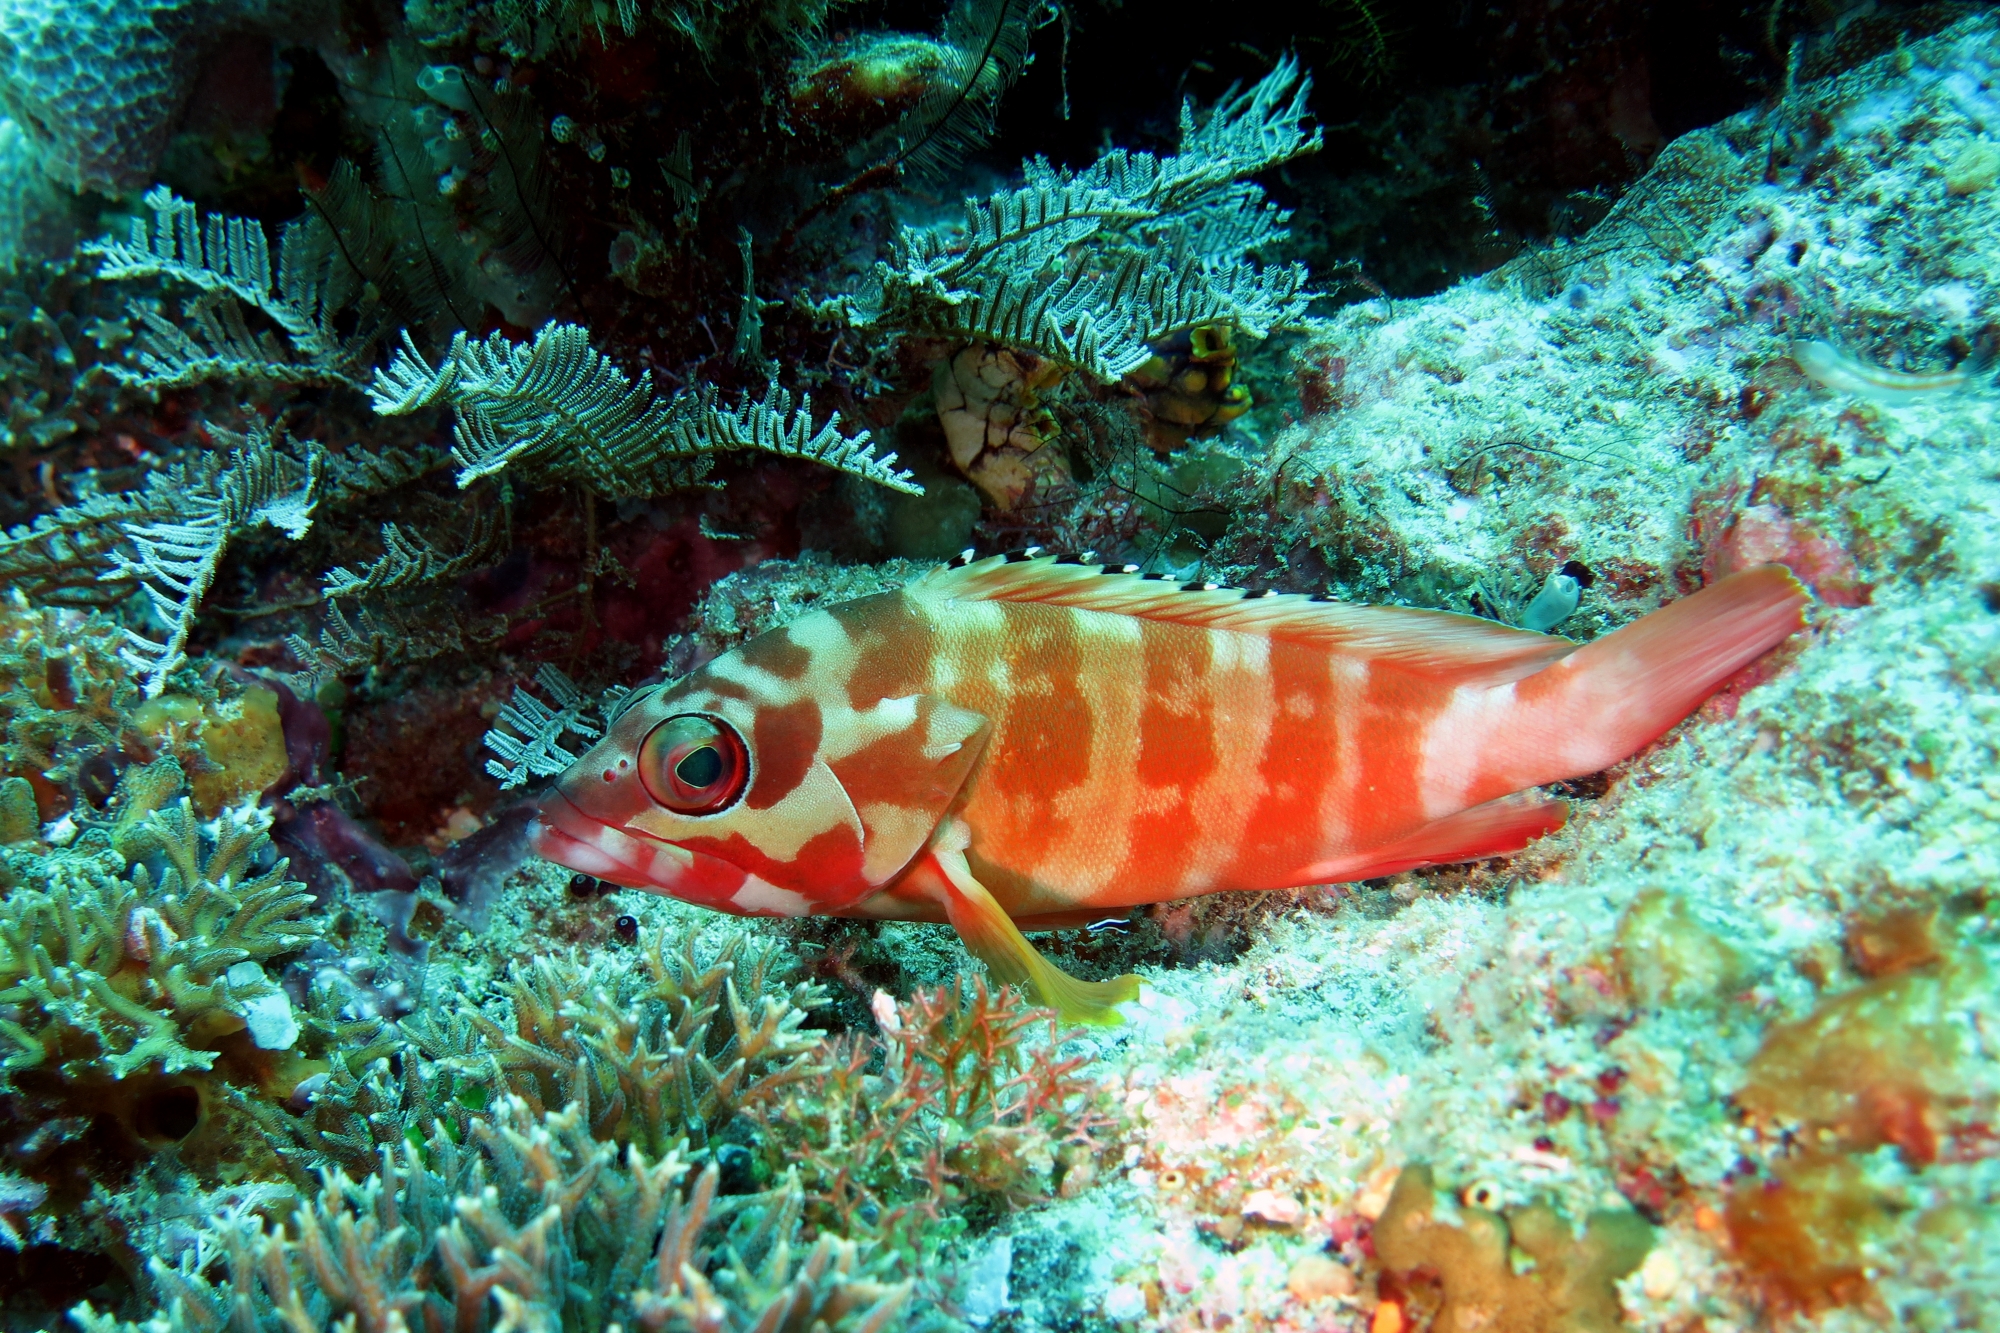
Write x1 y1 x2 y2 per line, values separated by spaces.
829 696 992 885
915 826 1140 1026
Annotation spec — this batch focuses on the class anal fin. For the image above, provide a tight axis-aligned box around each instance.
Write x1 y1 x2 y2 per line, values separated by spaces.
1297 793 1569 884
916 828 1140 1026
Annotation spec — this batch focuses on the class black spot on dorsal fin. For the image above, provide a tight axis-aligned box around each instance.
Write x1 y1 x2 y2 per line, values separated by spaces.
1242 587 1277 599
1003 546 1044 563
1180 581 1221 592
947 548 977 569
1101 563 1139 576
1142 572 1169 581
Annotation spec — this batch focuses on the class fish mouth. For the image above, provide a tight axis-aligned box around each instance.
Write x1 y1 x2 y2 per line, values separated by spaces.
531 789 698 891
530 790 805 916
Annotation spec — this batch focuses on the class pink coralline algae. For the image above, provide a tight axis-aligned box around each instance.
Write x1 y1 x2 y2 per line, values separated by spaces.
1708 502 1871 609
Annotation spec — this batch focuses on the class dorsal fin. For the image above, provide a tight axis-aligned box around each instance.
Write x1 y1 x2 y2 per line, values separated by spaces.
913 553 1578 681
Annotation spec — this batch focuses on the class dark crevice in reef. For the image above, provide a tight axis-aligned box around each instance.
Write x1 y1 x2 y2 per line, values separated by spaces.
0 1245 129 1332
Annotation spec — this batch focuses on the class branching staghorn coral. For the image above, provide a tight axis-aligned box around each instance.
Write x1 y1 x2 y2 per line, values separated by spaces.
447 926 831 1159
626 1158 911 1333
0 759 320 1217
82 1098 647 1333
227 978 414 1184
76 1096 910 1333
17 844 1110 1323
0 763 313 1083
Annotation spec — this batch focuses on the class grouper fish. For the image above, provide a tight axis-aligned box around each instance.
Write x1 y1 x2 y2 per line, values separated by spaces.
530 552 1808 1023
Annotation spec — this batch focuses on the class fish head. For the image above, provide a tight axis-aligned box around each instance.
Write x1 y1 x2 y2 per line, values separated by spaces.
530 605 991 917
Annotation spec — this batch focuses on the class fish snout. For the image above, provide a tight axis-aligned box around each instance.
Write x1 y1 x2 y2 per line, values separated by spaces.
529 789 751 909
531 789 678 881
528 792 643 884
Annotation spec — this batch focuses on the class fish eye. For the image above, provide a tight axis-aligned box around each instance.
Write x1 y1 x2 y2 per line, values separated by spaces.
638 714 748 814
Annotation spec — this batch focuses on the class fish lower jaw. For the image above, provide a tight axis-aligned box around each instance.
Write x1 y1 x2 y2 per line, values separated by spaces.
530 817 634 881
530 794 807 917
529 806 694 890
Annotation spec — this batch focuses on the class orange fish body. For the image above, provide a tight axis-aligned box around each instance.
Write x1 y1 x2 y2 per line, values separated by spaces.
532 554 1808 1021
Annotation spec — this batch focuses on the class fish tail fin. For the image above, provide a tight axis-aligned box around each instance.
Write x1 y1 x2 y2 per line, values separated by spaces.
1497 564 1808 786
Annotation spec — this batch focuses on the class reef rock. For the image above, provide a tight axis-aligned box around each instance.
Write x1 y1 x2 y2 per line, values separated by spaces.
0 0 297 194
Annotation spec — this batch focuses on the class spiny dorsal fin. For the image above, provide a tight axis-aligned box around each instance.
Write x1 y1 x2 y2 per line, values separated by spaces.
915 552 1579 681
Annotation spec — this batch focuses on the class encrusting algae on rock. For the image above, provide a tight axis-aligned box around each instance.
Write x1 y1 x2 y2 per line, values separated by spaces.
0 603 289 832
1372 1164 1654 1333
1722 910 1997 1317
